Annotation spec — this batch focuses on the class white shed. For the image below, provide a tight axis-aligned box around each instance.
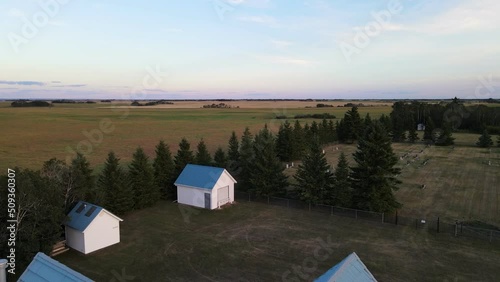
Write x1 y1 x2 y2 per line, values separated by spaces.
64 201 123 254
175 164 237 210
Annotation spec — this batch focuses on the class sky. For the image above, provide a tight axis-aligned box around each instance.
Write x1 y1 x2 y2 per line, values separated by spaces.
1 0 499 100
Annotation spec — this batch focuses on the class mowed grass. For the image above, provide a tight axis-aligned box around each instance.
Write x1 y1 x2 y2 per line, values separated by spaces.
0 101 389 172
57 201 500 282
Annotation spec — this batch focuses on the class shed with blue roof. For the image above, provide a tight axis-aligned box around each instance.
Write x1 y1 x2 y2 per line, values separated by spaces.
18 252 93 282
175 164 237 210
65 201 123 254
315 252 377 282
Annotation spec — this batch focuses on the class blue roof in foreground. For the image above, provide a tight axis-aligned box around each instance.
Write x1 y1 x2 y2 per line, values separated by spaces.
315 252 377 282
174 164 226 190
18 252 93 282
65 201 103 232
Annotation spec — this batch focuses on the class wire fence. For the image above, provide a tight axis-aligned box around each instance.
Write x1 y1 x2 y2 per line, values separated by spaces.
234 191 500 244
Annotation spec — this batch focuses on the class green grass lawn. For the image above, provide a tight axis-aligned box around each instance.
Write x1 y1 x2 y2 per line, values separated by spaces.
57 201 500 281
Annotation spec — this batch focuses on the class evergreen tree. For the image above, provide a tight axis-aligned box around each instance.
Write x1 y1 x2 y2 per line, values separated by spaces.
423 117 435 142
99 152 134 214
378 114 392 133
294 138 334 205
213 147 228 168
497 135 500 147
408 127 419 143
435 123 455 146
238 127 254 190
331 152 351 207
319 119 330 145
153 140 175 200
344 106 363 141
477 129 494 148
327 120 336 143
70 153 95 203
363 114 373 135
308 121 319 140
175 138 195 176
249 125 288 197
195 139 212 166
276 120 294 162
227 131 240 163
129 147 158 209
292 120 306 159
350 121 402 212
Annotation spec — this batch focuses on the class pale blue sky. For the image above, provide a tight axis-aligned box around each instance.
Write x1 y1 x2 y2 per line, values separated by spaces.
1 0 499 99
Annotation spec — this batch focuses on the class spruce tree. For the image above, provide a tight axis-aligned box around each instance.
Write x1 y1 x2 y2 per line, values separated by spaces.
175 138 195 176
129 147 158 209
292 120 306 159
227 131 240 163
435 123 455 146
408 127 419 143
350 121 402 212
249 125 288 197
423 117 435 142
477 129 494 148
294 138 334 205
153 140 175 200
213 147 228 168
238 127 254 190
99 151 134 215
331 152 351 207
70 153 95 203
344 106 362 141
276 120 294 162
195 139 212 166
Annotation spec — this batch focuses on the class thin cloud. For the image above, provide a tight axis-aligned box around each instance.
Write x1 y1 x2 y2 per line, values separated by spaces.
254 55 314 66
0 80 45 86
52 84 87 88
236 15 279 27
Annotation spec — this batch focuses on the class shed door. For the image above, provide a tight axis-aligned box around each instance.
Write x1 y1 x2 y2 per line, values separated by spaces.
204 193 211 209
217 186 229 207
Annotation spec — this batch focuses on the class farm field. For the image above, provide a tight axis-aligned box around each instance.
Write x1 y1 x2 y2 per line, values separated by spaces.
57 201 500 282
0 101 390 171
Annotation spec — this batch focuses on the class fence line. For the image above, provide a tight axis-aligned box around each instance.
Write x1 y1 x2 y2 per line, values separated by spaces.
234 191 500 244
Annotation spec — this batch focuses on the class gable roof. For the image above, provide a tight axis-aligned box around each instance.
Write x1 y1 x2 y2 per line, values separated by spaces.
18 252 93 282
65 201 122 232
315 252 377 282
174 164 236 190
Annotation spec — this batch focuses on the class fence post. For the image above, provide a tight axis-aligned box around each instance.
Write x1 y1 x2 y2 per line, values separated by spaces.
460 222 463 234
455 221 458 237
395 210 398 225
355 210 358 219
437 217 440 233
248 193 251 202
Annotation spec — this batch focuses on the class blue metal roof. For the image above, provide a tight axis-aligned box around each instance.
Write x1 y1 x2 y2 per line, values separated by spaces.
315 252 377 282
18 252 93 282
65 201 103 232
174 164 226 190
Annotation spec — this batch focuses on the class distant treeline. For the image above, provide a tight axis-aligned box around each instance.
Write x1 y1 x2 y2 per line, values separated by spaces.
131 100 174 106
389 98 500 135
11 101 52 107
202 103 238 108
275 113 336 120
52 100 96 104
